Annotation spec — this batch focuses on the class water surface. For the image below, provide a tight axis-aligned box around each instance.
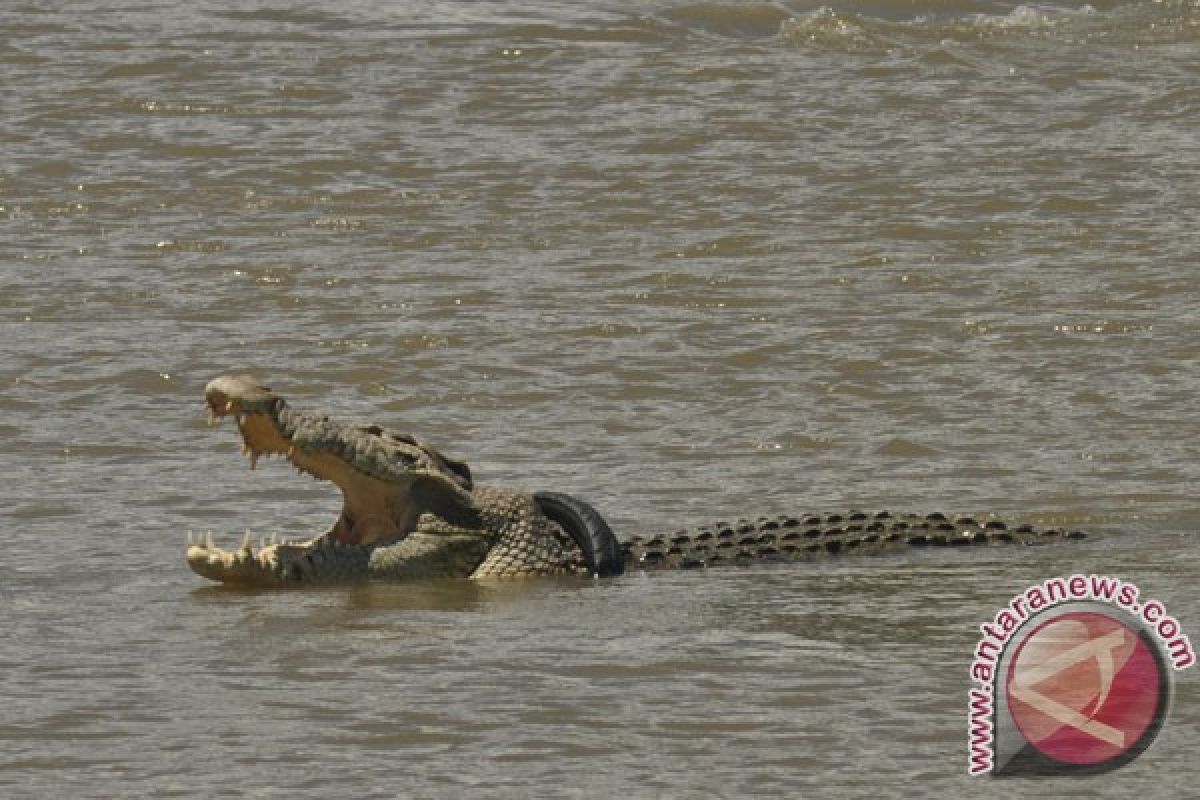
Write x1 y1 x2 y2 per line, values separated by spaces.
3 1 1198 796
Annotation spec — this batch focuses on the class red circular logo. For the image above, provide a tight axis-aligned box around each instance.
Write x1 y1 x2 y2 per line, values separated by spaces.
1005 611 1164 766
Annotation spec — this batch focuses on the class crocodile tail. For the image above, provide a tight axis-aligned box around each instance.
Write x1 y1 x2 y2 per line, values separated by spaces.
620 511 1087 571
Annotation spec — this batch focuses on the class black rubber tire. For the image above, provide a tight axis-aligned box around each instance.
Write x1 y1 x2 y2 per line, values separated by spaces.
533 491 624 577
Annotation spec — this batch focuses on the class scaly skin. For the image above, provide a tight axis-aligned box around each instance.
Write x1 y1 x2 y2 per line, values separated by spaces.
618 510 1085 570
187 375 1086 587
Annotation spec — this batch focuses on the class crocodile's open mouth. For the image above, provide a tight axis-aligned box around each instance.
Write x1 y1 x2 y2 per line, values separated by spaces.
201 374 475 547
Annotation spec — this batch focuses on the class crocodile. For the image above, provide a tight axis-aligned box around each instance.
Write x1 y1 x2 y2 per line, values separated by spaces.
187 374 1087 588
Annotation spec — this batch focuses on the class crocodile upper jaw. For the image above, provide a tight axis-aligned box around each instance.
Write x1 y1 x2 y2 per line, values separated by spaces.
203 375 472 546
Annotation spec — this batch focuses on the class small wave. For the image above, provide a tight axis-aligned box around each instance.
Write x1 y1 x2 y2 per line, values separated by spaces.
775 1 1200 53
963 3 1094 33
778 3 1083 51
657 2 796 39
779 7 882 50
775 4 1072 54
987 4 1068 26
655 0 1104 45
935 1 1200 46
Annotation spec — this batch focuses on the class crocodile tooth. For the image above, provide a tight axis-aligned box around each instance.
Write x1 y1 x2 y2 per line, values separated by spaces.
205 531 215 549
241 531 252 551
276 407 297 436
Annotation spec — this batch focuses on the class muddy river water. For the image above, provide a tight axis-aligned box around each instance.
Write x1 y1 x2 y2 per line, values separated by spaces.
3 1 1199 796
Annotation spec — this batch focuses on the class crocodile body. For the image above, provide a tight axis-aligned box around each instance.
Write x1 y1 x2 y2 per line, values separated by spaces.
187 375 1084 588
